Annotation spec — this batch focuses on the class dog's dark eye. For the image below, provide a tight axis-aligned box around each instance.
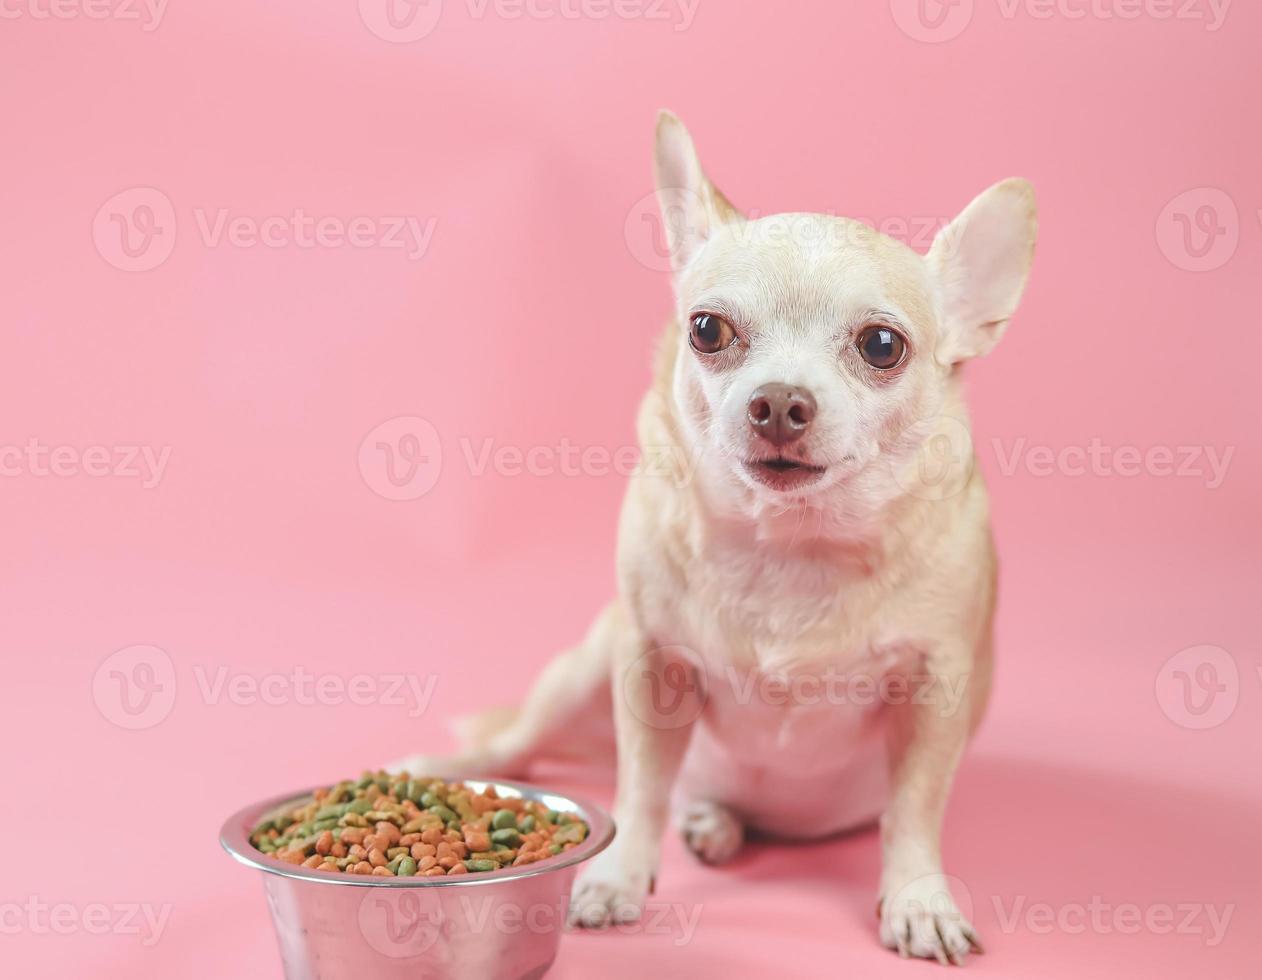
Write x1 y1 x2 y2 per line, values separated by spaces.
857 325 907 370
689 314 737 354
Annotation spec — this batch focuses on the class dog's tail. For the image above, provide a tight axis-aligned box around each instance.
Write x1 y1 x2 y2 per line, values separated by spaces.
391 601 623 779
450 705 521 751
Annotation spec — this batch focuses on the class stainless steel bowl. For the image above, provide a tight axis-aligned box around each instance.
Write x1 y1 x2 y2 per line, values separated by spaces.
220 778 615 980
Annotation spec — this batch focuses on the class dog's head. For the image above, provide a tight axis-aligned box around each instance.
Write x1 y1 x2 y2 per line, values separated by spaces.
653 112 1037 524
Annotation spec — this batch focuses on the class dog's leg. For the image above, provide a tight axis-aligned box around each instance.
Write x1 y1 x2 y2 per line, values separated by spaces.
570 638 701 926
877 646 986 966
388 602 621 778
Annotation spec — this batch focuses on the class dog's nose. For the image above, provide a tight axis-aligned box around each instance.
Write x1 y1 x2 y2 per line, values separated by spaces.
747 383 817 446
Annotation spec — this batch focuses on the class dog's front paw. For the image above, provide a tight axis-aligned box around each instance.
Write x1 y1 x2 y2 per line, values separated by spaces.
879 873 982 966
567 847 653 928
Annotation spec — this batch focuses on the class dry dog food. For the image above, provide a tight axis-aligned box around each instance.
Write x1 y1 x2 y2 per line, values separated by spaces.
250 771 590 877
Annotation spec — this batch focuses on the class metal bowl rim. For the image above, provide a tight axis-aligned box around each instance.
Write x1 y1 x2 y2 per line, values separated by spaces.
219 776 615 888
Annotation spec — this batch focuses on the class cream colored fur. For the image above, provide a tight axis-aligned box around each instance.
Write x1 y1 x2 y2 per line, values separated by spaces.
393 111 1037 966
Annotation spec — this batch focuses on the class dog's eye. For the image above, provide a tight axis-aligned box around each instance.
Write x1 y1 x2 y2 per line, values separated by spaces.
689 314 737 354
857 325 907 370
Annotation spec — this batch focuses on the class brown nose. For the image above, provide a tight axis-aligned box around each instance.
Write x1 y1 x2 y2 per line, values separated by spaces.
747 383 817 446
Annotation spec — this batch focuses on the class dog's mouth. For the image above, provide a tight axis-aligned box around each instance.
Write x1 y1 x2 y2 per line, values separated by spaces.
742 456 828 491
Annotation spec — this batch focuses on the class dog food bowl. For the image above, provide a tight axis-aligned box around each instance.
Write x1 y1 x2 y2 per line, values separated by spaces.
221 778 615 980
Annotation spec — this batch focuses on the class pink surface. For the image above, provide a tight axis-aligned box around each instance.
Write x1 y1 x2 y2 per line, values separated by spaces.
2 2 1260 977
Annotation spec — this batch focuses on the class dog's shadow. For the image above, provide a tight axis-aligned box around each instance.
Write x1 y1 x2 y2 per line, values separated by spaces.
716 754 1258 926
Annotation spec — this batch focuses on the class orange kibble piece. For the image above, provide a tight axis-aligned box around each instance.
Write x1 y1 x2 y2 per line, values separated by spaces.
418 856 438 871
353 861 373 875
448 863 468 875
368 848 388 868
371 866 395 877
420 828 444 845
422 867 446 877
315 831 335 856
465 832 491 852
302 855 323 868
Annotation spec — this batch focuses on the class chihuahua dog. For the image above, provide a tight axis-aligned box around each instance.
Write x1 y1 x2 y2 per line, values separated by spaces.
395 112 1036 965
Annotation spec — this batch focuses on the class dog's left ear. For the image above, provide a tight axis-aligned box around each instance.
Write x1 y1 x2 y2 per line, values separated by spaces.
927 178 1038 365
654 110 744 274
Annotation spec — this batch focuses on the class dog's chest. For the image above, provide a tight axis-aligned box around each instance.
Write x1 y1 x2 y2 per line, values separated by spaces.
671 541 898 671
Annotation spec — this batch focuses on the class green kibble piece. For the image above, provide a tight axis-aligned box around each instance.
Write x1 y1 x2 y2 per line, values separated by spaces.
315 804 348 821
467 860 497 873
420 792 442 808
312 818 340 832
490 828 521 847
544 809 560 824
493 843 510 852
429 805 458 823
548 844 562 855
387 855 404 874
491 809 516 830
557 813 575 825
251 818 278 838
397 856 417 876
348 799 373 815
517 815 536 833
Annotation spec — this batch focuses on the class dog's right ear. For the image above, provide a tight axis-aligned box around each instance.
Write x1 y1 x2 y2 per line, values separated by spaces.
654 110 743 274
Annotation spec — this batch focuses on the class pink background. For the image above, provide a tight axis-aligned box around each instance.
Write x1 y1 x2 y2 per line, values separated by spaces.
2 1 1259 977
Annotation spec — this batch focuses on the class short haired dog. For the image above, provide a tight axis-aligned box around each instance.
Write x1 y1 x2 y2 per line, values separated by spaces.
396 111 1037 965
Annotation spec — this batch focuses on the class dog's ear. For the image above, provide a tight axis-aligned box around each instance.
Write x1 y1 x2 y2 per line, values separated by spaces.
654 110 743 273
927 178 1037 365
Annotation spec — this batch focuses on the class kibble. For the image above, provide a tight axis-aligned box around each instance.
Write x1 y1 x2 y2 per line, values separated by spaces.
249 771 590 878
